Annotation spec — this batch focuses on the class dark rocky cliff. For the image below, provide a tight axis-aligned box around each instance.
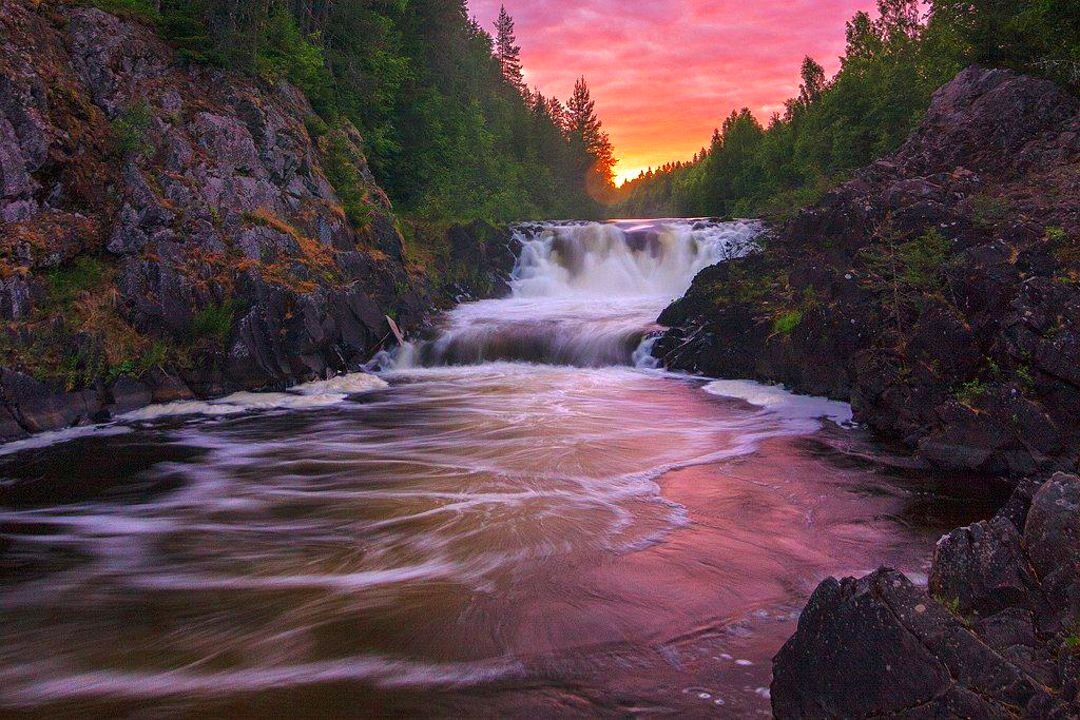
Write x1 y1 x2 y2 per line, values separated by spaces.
772 473 1080 719
656 67 1080 478
0 2 515 439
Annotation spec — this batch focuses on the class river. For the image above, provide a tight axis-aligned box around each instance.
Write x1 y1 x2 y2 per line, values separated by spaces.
0 220 993 718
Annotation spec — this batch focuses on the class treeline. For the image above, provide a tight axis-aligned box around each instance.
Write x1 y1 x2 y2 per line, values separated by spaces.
91 0 616 222
616 0 1079 220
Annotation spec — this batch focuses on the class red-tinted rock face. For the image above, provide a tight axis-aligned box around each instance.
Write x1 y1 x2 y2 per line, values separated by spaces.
0 2 516 438
657 67 1080 477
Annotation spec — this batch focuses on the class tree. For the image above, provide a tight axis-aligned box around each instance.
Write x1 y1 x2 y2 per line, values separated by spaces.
493 5 525 93
798 57 827 108
566 77 616 193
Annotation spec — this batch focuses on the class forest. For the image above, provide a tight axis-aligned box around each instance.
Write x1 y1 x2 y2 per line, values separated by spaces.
615 0 1080 220
91 0 616 222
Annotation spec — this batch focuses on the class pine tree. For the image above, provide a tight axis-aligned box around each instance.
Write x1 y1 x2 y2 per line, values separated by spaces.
493 5 525 93
566 76 616 198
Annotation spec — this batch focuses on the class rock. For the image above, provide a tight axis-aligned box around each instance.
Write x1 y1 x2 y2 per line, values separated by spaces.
775 476 1080 719
143 369 194 404
0 370 102 433
0 404 27 442
108 376 153 415
773 569 1065 719
0 0 515 444
657 66 1080 474
1023 473 1080 633
930 516 1046 619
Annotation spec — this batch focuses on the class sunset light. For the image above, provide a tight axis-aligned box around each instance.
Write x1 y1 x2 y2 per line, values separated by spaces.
469 0 879 183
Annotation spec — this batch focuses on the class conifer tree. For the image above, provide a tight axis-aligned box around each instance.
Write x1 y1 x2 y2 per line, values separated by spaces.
494 5 525 93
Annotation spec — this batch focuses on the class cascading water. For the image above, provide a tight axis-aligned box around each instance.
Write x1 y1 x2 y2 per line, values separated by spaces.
0 217 983 719
397 219 761 369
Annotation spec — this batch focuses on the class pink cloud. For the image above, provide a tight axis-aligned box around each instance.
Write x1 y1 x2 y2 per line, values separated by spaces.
468 0 879 182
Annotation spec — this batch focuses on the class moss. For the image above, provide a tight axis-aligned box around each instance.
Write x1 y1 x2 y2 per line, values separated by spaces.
45 256 108 306
971 194 1011 229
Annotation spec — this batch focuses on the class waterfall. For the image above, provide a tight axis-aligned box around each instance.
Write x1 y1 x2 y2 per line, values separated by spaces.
398 219 762 369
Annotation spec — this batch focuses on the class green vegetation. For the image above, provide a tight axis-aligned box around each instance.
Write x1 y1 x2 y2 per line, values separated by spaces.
89 0 612 223
45 257 108 305
860 225 955 332
110 101 154 157
616 0 1078 219
772 310 804 336
191 301 240 344
320 131 374 230
971 194 1011 228
955 379 988 407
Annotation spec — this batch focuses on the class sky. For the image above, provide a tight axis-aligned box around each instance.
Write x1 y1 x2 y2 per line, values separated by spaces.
468 0 879 184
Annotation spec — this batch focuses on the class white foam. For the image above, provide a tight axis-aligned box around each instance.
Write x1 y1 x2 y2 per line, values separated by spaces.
291 373 388 396
121 373 387 421
0 424 132 457
703 379 854 430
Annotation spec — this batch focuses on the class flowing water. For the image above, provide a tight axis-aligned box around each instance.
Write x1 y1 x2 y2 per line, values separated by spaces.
0 220 995 719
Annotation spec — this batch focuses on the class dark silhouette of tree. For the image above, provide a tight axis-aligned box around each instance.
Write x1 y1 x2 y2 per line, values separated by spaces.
493 5 525 93
566 77 615 195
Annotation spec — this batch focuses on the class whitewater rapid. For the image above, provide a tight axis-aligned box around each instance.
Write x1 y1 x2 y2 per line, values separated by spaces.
395 219 761 369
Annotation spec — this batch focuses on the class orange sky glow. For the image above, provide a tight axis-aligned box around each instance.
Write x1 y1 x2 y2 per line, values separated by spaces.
469 0 879 185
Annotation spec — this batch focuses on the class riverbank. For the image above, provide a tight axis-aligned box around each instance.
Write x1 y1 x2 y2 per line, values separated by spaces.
649 66 1080 717
0 2 521 443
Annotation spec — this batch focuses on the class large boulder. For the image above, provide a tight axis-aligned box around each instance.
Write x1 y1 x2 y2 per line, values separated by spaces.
774 474 1080 718
657 66 1080 475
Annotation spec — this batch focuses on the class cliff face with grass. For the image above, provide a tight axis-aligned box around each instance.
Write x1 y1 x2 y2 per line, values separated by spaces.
0 2 515 440
656 67 1080 478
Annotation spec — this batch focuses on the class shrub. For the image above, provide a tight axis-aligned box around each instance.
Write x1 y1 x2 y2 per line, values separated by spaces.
110 101 154 157
899 228 952 290
321 131 374 230
191 301 239 343
772 310 804 335
955 379 988 407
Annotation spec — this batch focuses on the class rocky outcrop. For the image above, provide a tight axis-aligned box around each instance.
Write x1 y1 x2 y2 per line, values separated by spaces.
773 473 1080 719
656 67 1080 476
0 2 515 439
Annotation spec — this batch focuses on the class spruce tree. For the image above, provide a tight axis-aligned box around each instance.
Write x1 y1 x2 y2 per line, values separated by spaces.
494 5 525 93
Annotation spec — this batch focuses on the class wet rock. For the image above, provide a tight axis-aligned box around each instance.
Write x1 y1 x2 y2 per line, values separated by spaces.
0 370 102 433
143 369 194 404
107 376 153 416
772 569 1059 719
775 475 1080 719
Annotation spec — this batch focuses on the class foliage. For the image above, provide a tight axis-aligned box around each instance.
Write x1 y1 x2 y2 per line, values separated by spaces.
615 0 1076 219
110 101 154 157
773 310 804 335
191 301 239 343
860 225 954 333
136 0 608 223
955 379 988 407
319 130 374 230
